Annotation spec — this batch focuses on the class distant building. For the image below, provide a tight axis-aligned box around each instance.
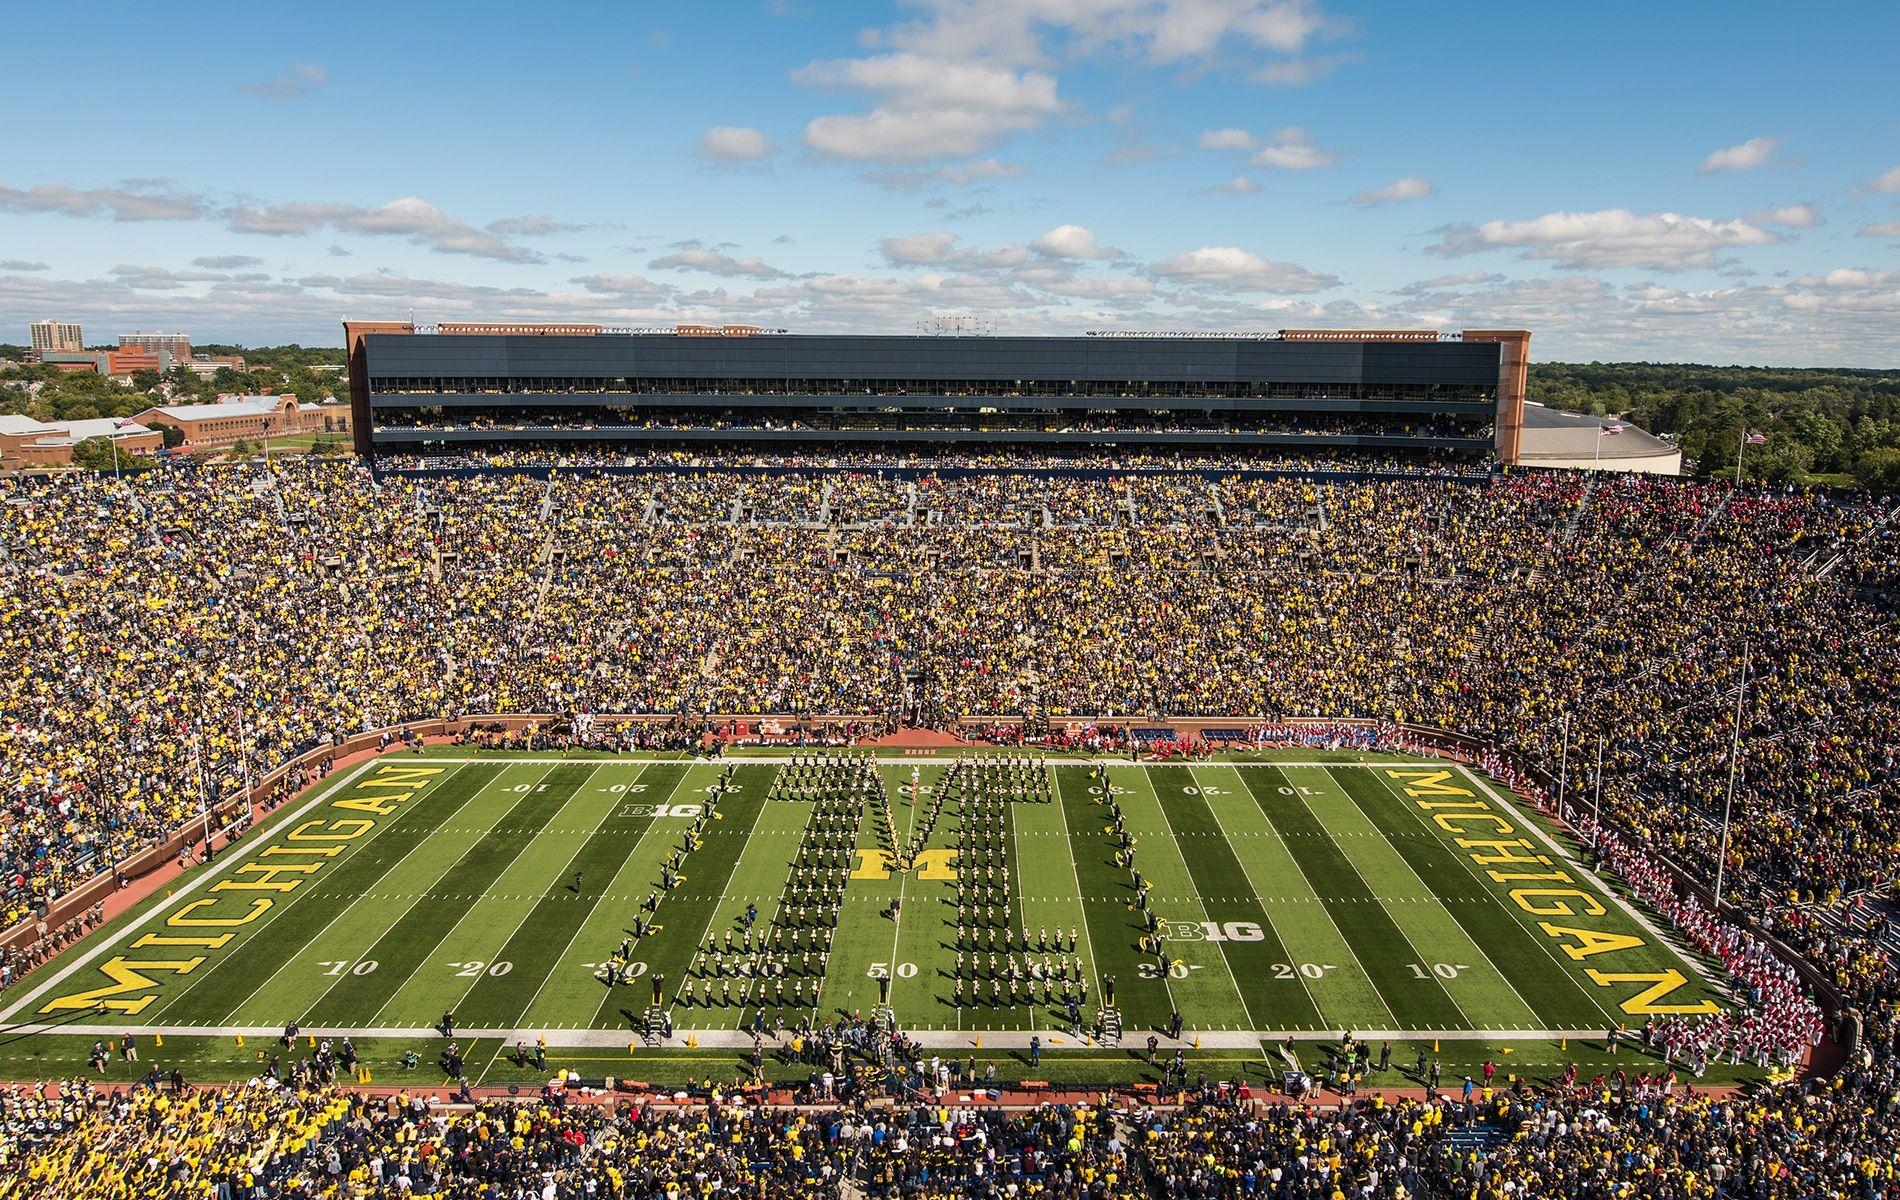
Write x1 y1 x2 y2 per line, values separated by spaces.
1515 402 1681 475
119 331 192 359
180 353 248 379
0 414 163 470
39 348 175 378
29 320 84 359
131 393 350 449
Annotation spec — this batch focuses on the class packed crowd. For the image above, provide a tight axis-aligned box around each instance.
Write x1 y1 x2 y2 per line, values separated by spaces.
4 1050 1898 1198
0 455 1896 1193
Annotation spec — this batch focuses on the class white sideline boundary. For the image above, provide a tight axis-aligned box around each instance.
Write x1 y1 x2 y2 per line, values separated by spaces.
0 1022 1616 1050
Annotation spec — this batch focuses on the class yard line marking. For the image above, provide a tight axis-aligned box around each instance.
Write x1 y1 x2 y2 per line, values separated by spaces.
664 765 799 1012
1111 765 1248 1029
9 1020 1620 1047
1278 766 1474 1029
1241 767 1399 1030
233 762 558 1027
656 764 778 1023
1321 765 1542 1026
510 764 696 1029
378 762 614 1030
0 757 465 1026
1044 764 1107 1023
1188 764 1322 1021
412 756 1433 769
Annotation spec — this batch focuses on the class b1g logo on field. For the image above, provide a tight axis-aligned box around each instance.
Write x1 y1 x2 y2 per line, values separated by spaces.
1162 920 1266 942
613 803 703 819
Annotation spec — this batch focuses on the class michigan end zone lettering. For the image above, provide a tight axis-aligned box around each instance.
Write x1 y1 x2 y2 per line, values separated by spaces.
1386 769 1719 1017
40 764 445 1016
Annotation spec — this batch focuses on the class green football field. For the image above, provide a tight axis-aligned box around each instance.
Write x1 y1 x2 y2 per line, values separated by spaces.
3 749 1727 1060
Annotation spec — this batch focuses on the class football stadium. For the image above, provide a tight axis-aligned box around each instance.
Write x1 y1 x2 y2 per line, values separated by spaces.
0 313 1893 1195
4 0 1900 1177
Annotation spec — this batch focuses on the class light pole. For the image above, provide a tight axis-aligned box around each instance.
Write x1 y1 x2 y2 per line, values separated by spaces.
1591 734 1605 851
1713 641 1751 908
1555 711 1572 819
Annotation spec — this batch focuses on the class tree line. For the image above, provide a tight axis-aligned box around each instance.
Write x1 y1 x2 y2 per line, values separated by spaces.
1530 361 1900 491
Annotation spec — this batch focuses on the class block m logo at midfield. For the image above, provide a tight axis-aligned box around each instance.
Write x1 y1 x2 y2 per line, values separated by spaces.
851 848 958 880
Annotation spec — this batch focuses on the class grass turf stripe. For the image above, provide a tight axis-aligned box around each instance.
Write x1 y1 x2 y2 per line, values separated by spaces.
1054 767 1169 1033
586 771 768 1030
299 763 599 1027
453 763 694 1028
516 763 730 1031
1146 765 1322 1031
1356 767 1718 1025
1106 767 1252 1029
1297 767 1541 1028
1237 766 1465 1030
1190 765 1394 1030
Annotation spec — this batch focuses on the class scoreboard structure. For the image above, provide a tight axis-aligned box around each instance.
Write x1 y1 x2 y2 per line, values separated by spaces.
343 322 1530 464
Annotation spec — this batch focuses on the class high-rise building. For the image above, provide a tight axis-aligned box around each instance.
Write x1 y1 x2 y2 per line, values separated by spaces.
29 320 84 358
118 331 192 360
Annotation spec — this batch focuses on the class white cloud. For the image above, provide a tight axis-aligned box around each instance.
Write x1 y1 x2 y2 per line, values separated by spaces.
869 0 1352 73
570 273 673 296
1794 267 1900 290
1698 136 1778 174
191 255 265 269
1208 175 1263 196
0 260 48 271
1748 204 1820 228
1397 271 1503 294
109 264 233 289
224 197 543 263
1858 165 1900 195
1248 127 1334 171
1147 245 1338 292
1200 126 1333 169
880 233 963 265
861 158 1025 190
0 179 208 222
696 125 772 162
1346 176 1435 207
1030 224 1121 260
240 64 328 101
796 53 1064 162
1426 208 1781 270
1197 128 1257 151
486 215 586 236
648 246 789 279
1858 221 1900 239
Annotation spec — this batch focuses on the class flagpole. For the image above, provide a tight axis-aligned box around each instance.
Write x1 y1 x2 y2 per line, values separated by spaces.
1736 431 1745 487
1713 640 1750 908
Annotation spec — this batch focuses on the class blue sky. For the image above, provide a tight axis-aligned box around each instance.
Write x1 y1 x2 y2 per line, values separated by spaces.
2 0 1896 363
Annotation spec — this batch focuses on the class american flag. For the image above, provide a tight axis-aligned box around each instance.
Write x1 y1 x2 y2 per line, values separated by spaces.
1600 422 1624 436
1745 432 1768 445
